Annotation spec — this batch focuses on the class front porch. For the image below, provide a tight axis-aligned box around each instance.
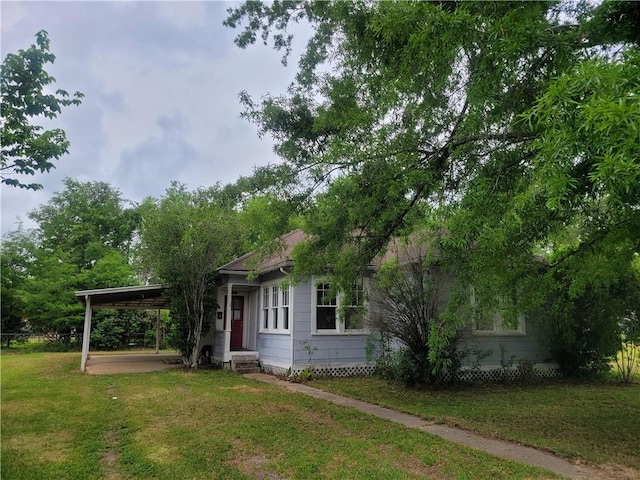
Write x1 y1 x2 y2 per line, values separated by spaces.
208 278 262 371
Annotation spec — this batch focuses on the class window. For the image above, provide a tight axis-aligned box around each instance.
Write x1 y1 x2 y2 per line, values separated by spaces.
262 287 269 329
471 288 525 335
260 282 291 333
313 280 368 334
282 288 290 330
316 283 337 330
271 285 279 329
344 283 365 330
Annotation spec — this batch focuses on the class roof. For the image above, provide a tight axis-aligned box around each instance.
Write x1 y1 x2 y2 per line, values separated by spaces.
75 284 169 309
218 229 307 274
218 229 438 276
373 233 436 266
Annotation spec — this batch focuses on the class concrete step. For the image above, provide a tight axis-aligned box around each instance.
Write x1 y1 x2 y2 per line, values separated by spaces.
231 354 258 362
232 360 260 374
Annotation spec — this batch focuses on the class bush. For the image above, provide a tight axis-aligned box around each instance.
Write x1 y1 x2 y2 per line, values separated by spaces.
370 258 465 387
615 313 640 384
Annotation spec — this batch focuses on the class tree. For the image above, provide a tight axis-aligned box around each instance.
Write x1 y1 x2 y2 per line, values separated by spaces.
226 1 640 375
21 247 84 339
1 30 83 190
140 184 244 368
0 229 33 347
4 180 141 343
225 0 579 277
29 177 139 269
238 193 303 254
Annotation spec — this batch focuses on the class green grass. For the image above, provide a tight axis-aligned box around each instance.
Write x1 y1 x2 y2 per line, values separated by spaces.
311 376 640 470
1 352 558 480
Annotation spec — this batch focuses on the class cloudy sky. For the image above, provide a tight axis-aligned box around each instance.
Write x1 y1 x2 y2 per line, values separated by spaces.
1 1 306 234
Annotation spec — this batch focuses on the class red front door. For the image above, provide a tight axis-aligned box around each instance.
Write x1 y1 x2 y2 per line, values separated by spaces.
230 296 244 350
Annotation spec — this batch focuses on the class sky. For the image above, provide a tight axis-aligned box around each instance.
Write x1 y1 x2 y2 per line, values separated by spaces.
1 0 306 234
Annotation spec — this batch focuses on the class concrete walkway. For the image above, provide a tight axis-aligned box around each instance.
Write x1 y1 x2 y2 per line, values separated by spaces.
244 373 598 479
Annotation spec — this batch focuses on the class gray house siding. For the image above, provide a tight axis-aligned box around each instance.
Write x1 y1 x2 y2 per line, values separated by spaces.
290 281 373 372
213 330 226 358
459 319 553 368
257 333 291 369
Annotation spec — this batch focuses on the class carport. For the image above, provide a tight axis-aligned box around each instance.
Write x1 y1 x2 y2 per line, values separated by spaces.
75 285 171 372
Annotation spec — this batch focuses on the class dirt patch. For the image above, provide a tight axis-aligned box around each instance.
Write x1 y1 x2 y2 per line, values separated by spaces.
374 442 443 479
220 385 265 394
229 453 288 480
101 430 123 480
587 463 640 480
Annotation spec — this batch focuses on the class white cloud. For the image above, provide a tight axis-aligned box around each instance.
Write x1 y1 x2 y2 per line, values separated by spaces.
1 1 310 234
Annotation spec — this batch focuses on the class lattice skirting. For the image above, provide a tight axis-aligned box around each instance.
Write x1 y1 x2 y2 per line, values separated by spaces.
261 363 377 378
454 366 562 383
258 362 560 382
261 364 289 377
295 364 376 377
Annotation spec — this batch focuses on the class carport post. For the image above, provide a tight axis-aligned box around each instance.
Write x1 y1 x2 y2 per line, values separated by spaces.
80 295 92 372
155 309 161 354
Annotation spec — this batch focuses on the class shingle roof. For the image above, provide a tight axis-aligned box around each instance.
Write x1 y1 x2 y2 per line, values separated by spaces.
372 234 435 267
218 229 439 276
217 229 308 273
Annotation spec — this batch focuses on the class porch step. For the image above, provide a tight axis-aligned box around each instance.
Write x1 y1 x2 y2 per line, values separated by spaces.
231 354 258 362
233 360 261 374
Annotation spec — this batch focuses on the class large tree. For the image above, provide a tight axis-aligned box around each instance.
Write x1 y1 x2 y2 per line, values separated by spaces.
21 247 84 339
140 184 244 368
4 180 142 343
0 229 34 347
29 177 139 269
225 0 580 275
1 30 83 190
225 0 640 375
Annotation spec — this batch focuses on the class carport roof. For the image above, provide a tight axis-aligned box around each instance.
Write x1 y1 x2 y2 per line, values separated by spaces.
75 284 169 309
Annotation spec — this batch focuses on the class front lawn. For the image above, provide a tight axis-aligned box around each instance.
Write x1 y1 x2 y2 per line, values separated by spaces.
1 352 557 480
311 376 640 470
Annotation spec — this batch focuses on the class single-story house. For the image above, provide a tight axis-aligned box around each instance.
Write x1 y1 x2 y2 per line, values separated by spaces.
201 230 559 380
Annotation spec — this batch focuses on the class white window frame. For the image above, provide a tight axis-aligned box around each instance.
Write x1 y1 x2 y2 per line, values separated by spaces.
262 287 270 330
271 285 279 330
259 281 291 334
470 288 526 336
281 286 290 331
312 278 369 335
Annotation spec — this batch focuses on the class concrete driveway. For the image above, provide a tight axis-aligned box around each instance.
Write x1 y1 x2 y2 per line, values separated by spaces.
85 353 183 374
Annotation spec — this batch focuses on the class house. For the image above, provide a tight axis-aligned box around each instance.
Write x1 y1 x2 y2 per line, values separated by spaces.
201 230 559 380
199 230 375 376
